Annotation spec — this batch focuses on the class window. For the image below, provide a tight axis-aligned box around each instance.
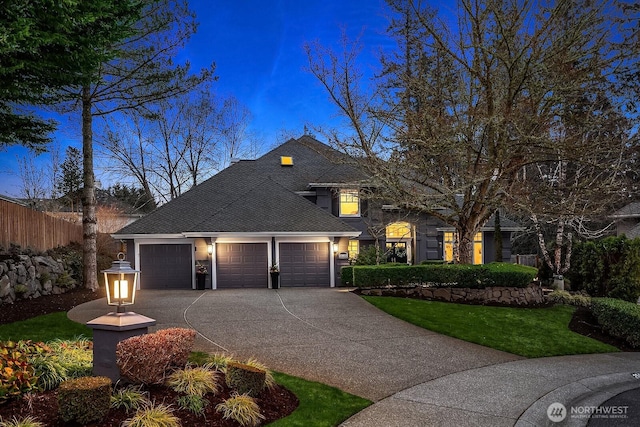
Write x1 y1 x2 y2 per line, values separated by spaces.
473 232 483 265
339 189 360 217
444 232 455 262
348 240 359 258
443 231 483 264
386 222 411 239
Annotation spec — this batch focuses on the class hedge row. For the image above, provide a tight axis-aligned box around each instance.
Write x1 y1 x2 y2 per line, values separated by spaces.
591 298 640 348
568 235 640 302
341 262 537 289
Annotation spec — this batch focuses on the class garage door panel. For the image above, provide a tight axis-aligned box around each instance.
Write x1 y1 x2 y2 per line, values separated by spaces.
217 243 268 288
139 244 192 289
279 242 330 287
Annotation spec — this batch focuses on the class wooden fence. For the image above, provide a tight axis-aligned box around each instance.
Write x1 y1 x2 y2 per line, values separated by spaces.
510 254 539 267
0 198 84 252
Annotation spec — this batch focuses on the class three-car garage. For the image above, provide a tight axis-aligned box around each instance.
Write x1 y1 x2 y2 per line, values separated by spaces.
135 240 333 289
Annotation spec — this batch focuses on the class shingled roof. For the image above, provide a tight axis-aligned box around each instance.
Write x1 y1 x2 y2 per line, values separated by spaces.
611 202 640 218
115 137 364 236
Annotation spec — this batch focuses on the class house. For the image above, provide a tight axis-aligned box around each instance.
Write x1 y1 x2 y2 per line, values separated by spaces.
611 202 640 238
113 136 519 289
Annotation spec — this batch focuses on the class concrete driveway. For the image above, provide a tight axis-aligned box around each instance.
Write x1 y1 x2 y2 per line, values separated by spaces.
69 287 520 401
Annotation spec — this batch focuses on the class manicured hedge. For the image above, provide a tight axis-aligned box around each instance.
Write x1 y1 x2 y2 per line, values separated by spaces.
341 262 537 289
591 298 640 348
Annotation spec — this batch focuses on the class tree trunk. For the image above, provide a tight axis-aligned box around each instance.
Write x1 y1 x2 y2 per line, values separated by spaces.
82 86 98 291
457 228 474 264
533 214 565 290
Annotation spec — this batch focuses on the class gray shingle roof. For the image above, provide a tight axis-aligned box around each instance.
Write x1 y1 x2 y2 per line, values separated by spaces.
611 202 640 218
250 135 368 191
115 137 362 235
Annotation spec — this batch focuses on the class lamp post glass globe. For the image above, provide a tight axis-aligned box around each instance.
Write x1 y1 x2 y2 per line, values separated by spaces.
102 253 139 313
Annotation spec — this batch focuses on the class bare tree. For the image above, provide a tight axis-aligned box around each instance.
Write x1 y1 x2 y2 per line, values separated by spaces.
101 91 256 203
306 0 639 264
100 115 158 209
216 96 258 166
16 156 48 207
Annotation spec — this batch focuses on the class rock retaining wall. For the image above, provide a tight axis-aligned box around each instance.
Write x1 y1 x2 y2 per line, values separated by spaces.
359 283 544 306
0 255 77 305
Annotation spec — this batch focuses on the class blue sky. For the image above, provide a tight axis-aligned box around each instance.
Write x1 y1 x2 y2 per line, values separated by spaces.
184 0 391 138
0 1 393 197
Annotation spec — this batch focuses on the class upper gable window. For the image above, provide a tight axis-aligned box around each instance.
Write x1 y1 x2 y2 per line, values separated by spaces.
386 222 411 239
339 189 360 217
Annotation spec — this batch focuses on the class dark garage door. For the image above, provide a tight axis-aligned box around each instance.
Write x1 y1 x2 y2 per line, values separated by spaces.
216 243 268 288
279 242 330 287
139 244 192 289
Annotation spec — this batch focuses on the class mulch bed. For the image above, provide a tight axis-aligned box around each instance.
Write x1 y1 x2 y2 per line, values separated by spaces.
1 382 298 426
568 306 635 352
0 287 106 325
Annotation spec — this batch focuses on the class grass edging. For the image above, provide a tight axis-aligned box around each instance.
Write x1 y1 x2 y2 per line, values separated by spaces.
269 371 371 426
363 296 618 358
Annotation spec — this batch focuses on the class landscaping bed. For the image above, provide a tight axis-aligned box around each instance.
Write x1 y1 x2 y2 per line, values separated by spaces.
0 287 104 325
0 288 303 426
569 306 636 352
0 380 297 426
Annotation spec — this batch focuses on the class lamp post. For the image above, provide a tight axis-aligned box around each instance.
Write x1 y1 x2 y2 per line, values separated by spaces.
87 253 156 381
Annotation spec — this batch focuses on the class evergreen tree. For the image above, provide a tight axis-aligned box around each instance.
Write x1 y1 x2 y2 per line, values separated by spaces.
57 147 83 211
0 0 143 149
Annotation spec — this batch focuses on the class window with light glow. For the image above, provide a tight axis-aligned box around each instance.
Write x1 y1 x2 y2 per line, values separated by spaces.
443 231 483 264
339 190 360 217
444 232 455 262
386 222 411 239
348 240 359 258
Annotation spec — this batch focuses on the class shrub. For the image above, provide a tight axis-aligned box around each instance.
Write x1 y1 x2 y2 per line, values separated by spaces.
155 328 196 368
14 284 28 296
352 245 388 266
244 358 275 389
216 393 265 427
547 290 592 308
484 263 538 287
47 243 83 285
225 362 266 397
0 341 42 403
31 339 93 390
568 236 640 302
203 353 235 372
591 298 640 348
177 394 208 416
166 365 220 396
0 416 44 427
342 263 537 289
117 328 196 385
110 385 150 413
57 376 112 424
121 402 181 427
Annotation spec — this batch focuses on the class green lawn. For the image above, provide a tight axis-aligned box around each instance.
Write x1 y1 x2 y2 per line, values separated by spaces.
269 372 371 427
0 311 93 342
363 296 619 358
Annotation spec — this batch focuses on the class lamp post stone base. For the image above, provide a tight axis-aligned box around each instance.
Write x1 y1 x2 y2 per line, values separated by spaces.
87 312 156 382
